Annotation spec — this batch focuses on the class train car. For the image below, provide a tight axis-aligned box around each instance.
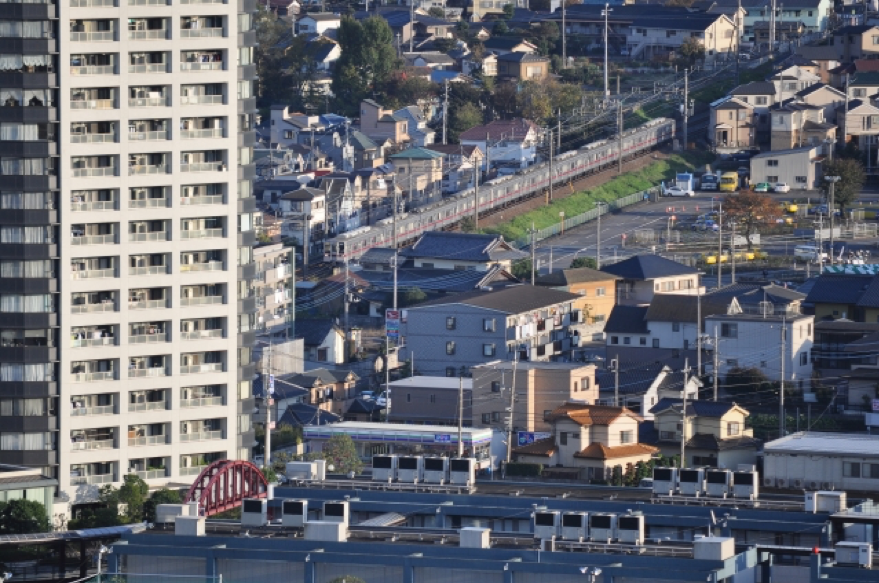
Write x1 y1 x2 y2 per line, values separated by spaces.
324 117 675 264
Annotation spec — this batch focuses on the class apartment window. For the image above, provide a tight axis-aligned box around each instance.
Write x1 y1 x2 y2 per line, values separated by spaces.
491 411 500 422
581 377 590 390
596 287 606 296
660 431 676 439
623 337 631 345
760 361 767 368
844 462 861 478
721 323 738 338
481 413 490 423
767 176 779 183
421 262 433 268
864 463 879 478
446 367 456 377
672 322 680 332
611 336 619 345
652 339 660 348
766 159 778 167
446 341 455 355
640 337 647 346
483 318 496 332
483 344 496 357
559 432 567 445
795 176 807 183
620 430 633 444
727 422 740 436
446 316 456 330
800 352 809 365
491 381 501 393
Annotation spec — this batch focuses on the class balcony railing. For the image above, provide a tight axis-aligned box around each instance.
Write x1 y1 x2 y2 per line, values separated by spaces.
179 430 223 442
128 366 168 378
128 299 168 309
129 198 169 208
180 62 224 71
72 301 116 313
71 234 116 245
71 336 115 348
180 396 223 407
128 96 169 107
128 30 169 40
70 98 116 110
181 295 223 306
180 128 225 139
71 268 116 279
129 0 168 4
71 0 116 6
70 473 116 485
71 439 115 451
129 164 169 175
182 329 223 340
71 133 116 143
180 95 223 105
129 231 168 242
72 166 117 178
181 0 226 3
134 469 167 479
180 362 223 374
129 265 168 276
128 131 168 141
128 435 169 447
71 404 114 416
179 465 207 476
71 200 116 211
70 65 115 76
180 195 223 205
181 162 226 172
129 63 168 74
70 31 116 42
180 28 225 38
129 332 168 343
180 261 223 272
180 228 223 240
128 400 166 412
71 371 115 382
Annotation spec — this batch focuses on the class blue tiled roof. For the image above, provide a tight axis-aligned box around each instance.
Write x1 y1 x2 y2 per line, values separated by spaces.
400 231 523 262
650 398 736 417
601 254 699 280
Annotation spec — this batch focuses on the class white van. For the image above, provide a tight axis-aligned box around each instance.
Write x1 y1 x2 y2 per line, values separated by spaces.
794 245 826 262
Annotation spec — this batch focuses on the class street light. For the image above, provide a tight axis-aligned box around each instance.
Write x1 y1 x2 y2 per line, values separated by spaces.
97 545 112 578
666 215 676 252
596 202 608 268
824 175 840 266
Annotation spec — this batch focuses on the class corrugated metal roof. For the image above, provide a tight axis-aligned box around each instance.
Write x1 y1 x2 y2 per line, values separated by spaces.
356 512 407 527
765 432 879 456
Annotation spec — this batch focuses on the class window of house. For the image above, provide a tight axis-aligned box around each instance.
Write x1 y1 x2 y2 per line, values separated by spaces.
594 314 606 323
611 336 619 345
844 462 861 478
767 176 779 183
795 176 807 183
559 432 567 445
672 349 680 358
446 341 455 355
482 413 490 423
491 411 500 422
317 348 328 361
596 287 606 296
581 377 590 389
483 318 496 332
864 463 879 478
491 381 501 393
666 29 676 37
407 393 411 402
283 130 293 139
652 339 660 348
854 88 866 97
672 322 680 332
623 337 631 345
640 337 646 346
446 316 456 330
422 262 433 268
800 352 809 365
756 96 767 105
727 422 740 436
808 10 812 15
620 430 633 444
483 344 496 357
660 431 676 439
446 367 455 377
767 159 778 167
721 323 738 338
726 358 738 366
430 394 436 403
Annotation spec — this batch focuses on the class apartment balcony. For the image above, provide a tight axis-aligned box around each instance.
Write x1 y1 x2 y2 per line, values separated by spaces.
181 95 223 105
180 396 222 407
128 434 169 447
181 162 226 172
70 473 116 485
71 371 115 382
128 0 169 4
128 164 169 175
180 128 225 139
71 439 114 451
71 132 116 144
180 195 223 206
71 268 116 280
129 332 168 344
128 96 169 107
179 430 223 442
71 404 114 416
70 98 116 110
128 30 170 40
180 28 225 38
180 362 223 374
128 130 168 141
180 62 225 72
71 336 116 348
180 295 223 306
129 265 168 276
128 400 166 412
129 63 169 74
72 301 116 313
128 366 168 378
70 65 116 76
128 299 168 310
181 329 223 340
134 468 168 479
71 200 117 211
182 0 226 3
180 228 223 240
129 231 169 243
72 166 117 178
179 465 206 476
70 31 116 42
71 233 117 246
71 0 117 6
180 261 223 273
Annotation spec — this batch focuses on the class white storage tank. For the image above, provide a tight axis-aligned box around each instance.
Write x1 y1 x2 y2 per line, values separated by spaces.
281 499 308 528
732 471 759 499
423 457 449 484
561 512 588 541
835 542 873 568
533 510 560 539
705 469 732 498
652 467 677 496
304 521 347 542
372 455 397 482
589 513 617 542
617 514 645 545
397 456 424 483
322 500 349 524
241 498 267 527
449 458 475 486
678 469 705 497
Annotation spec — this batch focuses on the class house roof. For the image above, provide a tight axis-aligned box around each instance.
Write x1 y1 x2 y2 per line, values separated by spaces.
279 187 323 201
459 118 539 142
796 83 845 99
282 367 358 388
294 319 344 347
764 431 879 456
535 266 621 287
278 403 341 427
427 144 483 158
399 231 524 263
804 274 873 305
359 247 398 266
850 71 879 87
547 402 643 426
604 305 649 334
305 40 338 62
483 37 535 51
513 437 556 457
835 24 879 35
349 130 378 151
346 398 384 415
596 362 665 396
300 12 341 21
360 265 519 293
389 147 444 160
650 397 742 417
685 433 762 451
412 285 580 314
574 443 659 460
730 81 777 96
796 44 840 61
644 293 728 324
497 52 549 63
600 254 699 280
750 145 815 159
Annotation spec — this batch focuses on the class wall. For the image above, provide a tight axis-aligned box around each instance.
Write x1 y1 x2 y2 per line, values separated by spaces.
388 386 468 425
749 150 818 189
764 450 879 490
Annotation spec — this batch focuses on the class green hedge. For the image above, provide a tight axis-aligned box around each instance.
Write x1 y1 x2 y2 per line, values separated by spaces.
506 462 543 477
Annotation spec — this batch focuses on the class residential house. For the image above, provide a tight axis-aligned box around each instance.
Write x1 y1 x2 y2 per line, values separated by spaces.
744 0 831 34
471 361 598 433
277 187 327 252
399 231 526 272
316 174 360 235
796 44 840 83
754 20 805 44
256 175 314 206
690 0 748 41
474 26 491 40
441 160 475 194
600 254 701 306
804 271 879 322
295 319 347 364
427 144 485 169
343 398 384 422
768 65 822 101
832 25 879 62
304 40 341 72
728 81 777 138
595 363 701 418
496 52 550 81
535 267 621 339
837 99 879 153
769 103 836 151
393 106 436 147
625 12 738 61
710 96 757 153
349 130 383 170
460 118 541 171
385 376 473 426
513 402 658 483
482 37 538 55
295 13 341 36
354 166 396 225
846 71 879 100
278 403 340 428
794 83 846 124
829 58 879 88
646 399 760 468
404 52 455 70
398 286 583 376
277 368 358 417
257 374 307 425
811 320 879 378
389 147 443 201
748 146 822 188
359 99 410 149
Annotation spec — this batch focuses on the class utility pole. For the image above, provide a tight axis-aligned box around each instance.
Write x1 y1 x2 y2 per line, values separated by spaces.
442 80 449 145
562 0 567 68
548 129 554 204
730 222 736 284
717 202 723 289
617 101 623 174
696 289 701 376
596 201 605 269
457 376 464 457
343 258 350 337
779 318 786 439
612 357 619 407
681 358 690 468
602 3 612 99
385 182 399 424
735 0 741 86
826 176 840 266
769 0 776 60
530 222 536 285
505 357 518 463
409 0 414 53
713 326 719 401
682 68 689 151
263 341 272 469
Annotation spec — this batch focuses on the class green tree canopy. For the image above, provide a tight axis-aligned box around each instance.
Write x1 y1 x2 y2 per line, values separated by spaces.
143 488 185 523
309 434 363 475
676 36 705 68
332 16 399 115
402 287 428 306
511 258 532 280
570 257 597 269
822 157 865 212
0 499 50 534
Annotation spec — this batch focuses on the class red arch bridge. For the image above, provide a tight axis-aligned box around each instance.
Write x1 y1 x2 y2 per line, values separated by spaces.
185 459 268 516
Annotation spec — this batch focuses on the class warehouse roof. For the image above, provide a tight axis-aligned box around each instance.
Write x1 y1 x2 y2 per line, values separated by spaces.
765 431 879 456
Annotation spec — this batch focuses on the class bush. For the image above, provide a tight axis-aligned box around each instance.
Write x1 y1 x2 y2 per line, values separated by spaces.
506 462 543 476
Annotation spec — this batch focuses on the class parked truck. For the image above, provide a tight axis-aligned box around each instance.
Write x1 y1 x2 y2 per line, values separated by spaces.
676 172 695 192
700 171 720 191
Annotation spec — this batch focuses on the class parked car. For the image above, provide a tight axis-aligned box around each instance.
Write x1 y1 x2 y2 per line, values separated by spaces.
754 182 771 192
663 185 695 197
730 150 755 163
774 182 790 193
738 52 751 60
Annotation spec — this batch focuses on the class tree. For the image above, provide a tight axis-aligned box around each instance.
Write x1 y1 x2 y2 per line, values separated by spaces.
493 20 509 35
260 466 279 483
143 488 184 523
117 474 150 523
821 157 865 213
332 16 399 115
570 257 597 269
401 287 428 306
450 102 483 143
511 258 532 280
378 72 438 111
459 216 476 233
676 36 705 68
428 6 445 17
0 499 50 534
517 78 581 125
502 3 515 18
253 4 292 105
725 367 772 396
309 434 363 475
723 190 778 250
431 37 457 53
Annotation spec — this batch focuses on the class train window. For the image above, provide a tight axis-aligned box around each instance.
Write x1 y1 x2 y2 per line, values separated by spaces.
338 242 345 253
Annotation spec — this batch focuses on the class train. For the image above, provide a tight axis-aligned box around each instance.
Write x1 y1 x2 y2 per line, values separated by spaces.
323 117 676 263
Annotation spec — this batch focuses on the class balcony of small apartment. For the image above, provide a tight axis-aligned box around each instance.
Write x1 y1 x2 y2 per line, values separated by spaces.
70 392 117 419
69 87 117 112
128 119 169 142
128 286 170 311
127 422 170 448
260 258 292 285
0 119 56 158
179 417 225 443
180 49 226 73
180 350 225 375
127 354 170 379
128 186 170 210
71 290 117 314
180 249 225 274
127 18 170 41
128 388 168 413
128 85 170 109
0 256 56 295
0 153 57 194
128 219 170 244
180 83 225 107
129 253 170 277
70 188 119 213
128 51 169 75
0 327 57 364
70 256 117 281
180 216 224 243
128 456 170 480
71 154 118 179
0 87 55 125
70 426 116 453
70 358 117 383
69 461 117 487
179 451 224 476
180 116 226 142
70 323 117 350
180 182 225 207
70 221 118 246
180 384 225 409
179 15 226 40
180 317 225 343
128 152 170 176
128 320 169 345
0 17 55 59
180 283 225 307
181 149 227 173
69 19 118 44
69 52 117 76
0 223 57 262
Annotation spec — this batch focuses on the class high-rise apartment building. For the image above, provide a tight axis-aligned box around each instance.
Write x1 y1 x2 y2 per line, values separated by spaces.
0 0 257 510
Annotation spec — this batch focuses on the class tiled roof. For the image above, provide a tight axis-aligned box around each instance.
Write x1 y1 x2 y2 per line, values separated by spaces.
835 24 879 35
294 319 343 346
412 285 580 313
547 402 642 426
851 71 879 87
459 118 539 142
300 12 341 21
497 52 549 63
389 147 443 160
535 266 620 287
360 265 518 293
349 130 377 150
804 274 873 305
604 305 648 334
730 81 777 96
346 398 384 415
596 362 665 396
574 442 659 460
686 433 761 451
359 247 397 266
278 403 340 427
650 397 742 418
513 437 556 457
483 37 535 51
796 44 840 60
282 367 357 387
644 294 729 324
427 144 482 158
399 231 524 262
600 254 698 280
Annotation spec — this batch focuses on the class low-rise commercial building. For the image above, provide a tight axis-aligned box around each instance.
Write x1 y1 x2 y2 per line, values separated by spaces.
748 146 822 189
764 431 879 491
386 376 473 426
